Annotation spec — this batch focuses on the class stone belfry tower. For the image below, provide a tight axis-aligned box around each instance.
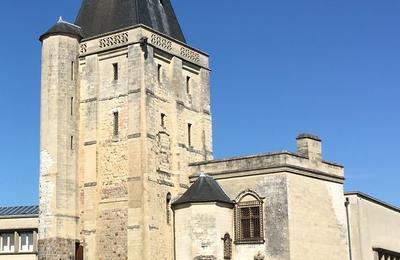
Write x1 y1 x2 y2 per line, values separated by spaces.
39 0 212 259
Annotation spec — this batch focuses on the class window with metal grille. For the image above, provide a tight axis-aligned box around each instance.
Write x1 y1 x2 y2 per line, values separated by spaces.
234 195 264 244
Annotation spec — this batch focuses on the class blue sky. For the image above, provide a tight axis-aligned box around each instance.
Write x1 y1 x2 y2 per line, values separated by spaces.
0 1 399 207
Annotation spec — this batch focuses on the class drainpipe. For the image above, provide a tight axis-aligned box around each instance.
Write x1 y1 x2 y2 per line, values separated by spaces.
345 197 353 260
173 209 176 260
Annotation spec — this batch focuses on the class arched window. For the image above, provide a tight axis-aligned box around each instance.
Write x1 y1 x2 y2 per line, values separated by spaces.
234 191 264 244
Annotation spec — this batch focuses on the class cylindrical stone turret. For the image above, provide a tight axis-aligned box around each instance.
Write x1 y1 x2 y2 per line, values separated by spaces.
38 18 82 260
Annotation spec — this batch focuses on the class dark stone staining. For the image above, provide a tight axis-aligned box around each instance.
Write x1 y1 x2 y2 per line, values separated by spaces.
261 175 290 258
194 256 216 260
84 141 97 146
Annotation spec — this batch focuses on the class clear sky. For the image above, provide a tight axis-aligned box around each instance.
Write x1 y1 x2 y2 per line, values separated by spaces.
0 1 399 207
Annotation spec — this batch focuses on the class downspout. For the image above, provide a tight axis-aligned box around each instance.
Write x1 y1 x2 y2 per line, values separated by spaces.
173 209 176 260
345 197 353 260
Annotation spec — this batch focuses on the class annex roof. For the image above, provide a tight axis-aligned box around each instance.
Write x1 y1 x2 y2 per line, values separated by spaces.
75 0 186 42
172 174 233 207
0 206 39 218
345 191 400 213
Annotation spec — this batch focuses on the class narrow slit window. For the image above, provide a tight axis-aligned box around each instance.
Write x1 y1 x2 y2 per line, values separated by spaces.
157 64 162 83
113 63 119 80
159 0 164 7
70 97 74 116
161 113 166 128
70 136 74 150
113 112 119 136
188 123 192 147
186 76 191 94
166 192 172 225
71 61 74 81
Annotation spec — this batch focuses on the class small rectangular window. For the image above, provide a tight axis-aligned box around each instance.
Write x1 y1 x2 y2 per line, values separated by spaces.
113 63 119 80
0 233 15 252
188 123 192 147
186 76 191 94
157 64 162 83
113 112 119 136
19 232 33 252
71 61 74 81
161 113 166 128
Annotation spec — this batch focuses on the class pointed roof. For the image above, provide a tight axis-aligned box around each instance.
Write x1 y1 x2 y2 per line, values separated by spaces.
75 0 186 42
40 17 83 42
172 174 233 208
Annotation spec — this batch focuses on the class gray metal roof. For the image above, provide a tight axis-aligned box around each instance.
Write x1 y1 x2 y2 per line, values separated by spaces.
172 174 233 208
40 17 84 42
0 206 39 218
75 0 186 42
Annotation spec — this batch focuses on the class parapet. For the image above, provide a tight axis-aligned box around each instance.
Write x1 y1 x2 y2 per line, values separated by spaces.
189 134 344 183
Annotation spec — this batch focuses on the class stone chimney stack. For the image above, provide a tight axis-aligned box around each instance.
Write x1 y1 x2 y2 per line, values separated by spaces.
296 133 322 162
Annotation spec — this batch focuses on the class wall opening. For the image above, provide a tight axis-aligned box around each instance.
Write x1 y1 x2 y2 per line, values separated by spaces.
113 112 119 136
70 97 74 116
113 63 119 81
166 192 172 225
71 61 74 81
161 113 166 128
186 76 191 94
70 136 74 150
157 64 162 83
188 123 192 147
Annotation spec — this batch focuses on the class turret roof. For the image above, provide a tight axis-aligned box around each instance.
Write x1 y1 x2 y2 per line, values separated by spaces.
172 174 233 208
39 17 83 41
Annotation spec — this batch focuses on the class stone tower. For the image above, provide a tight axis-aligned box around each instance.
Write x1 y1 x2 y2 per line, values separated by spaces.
39 0 212 259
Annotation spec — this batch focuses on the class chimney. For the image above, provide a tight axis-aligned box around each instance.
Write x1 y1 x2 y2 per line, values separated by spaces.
296 133 322 162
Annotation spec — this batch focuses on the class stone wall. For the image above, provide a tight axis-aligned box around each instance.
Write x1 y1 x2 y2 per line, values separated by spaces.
75 27 212 260
38 238 75 260
39 33 80 259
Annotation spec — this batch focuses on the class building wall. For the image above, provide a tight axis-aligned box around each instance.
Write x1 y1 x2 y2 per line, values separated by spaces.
0 217 38 260
175 203 233 260
189 136 348 260
74 27 212 260
39 33 80 259
346 194 400 260
287 175 349 260
217 174 290 260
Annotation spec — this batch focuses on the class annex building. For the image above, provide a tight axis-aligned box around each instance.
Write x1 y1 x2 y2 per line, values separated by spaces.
0 0 399 259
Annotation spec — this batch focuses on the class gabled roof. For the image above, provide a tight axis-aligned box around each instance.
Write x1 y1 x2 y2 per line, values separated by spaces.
75 0 186 42
172 174 233 208
40 17 83 42
0 206 39 218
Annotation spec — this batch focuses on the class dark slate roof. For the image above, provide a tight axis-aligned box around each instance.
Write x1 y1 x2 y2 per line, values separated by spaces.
172 174 233 207
0 206 39 218
40 18 83 42
75 0 186 42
